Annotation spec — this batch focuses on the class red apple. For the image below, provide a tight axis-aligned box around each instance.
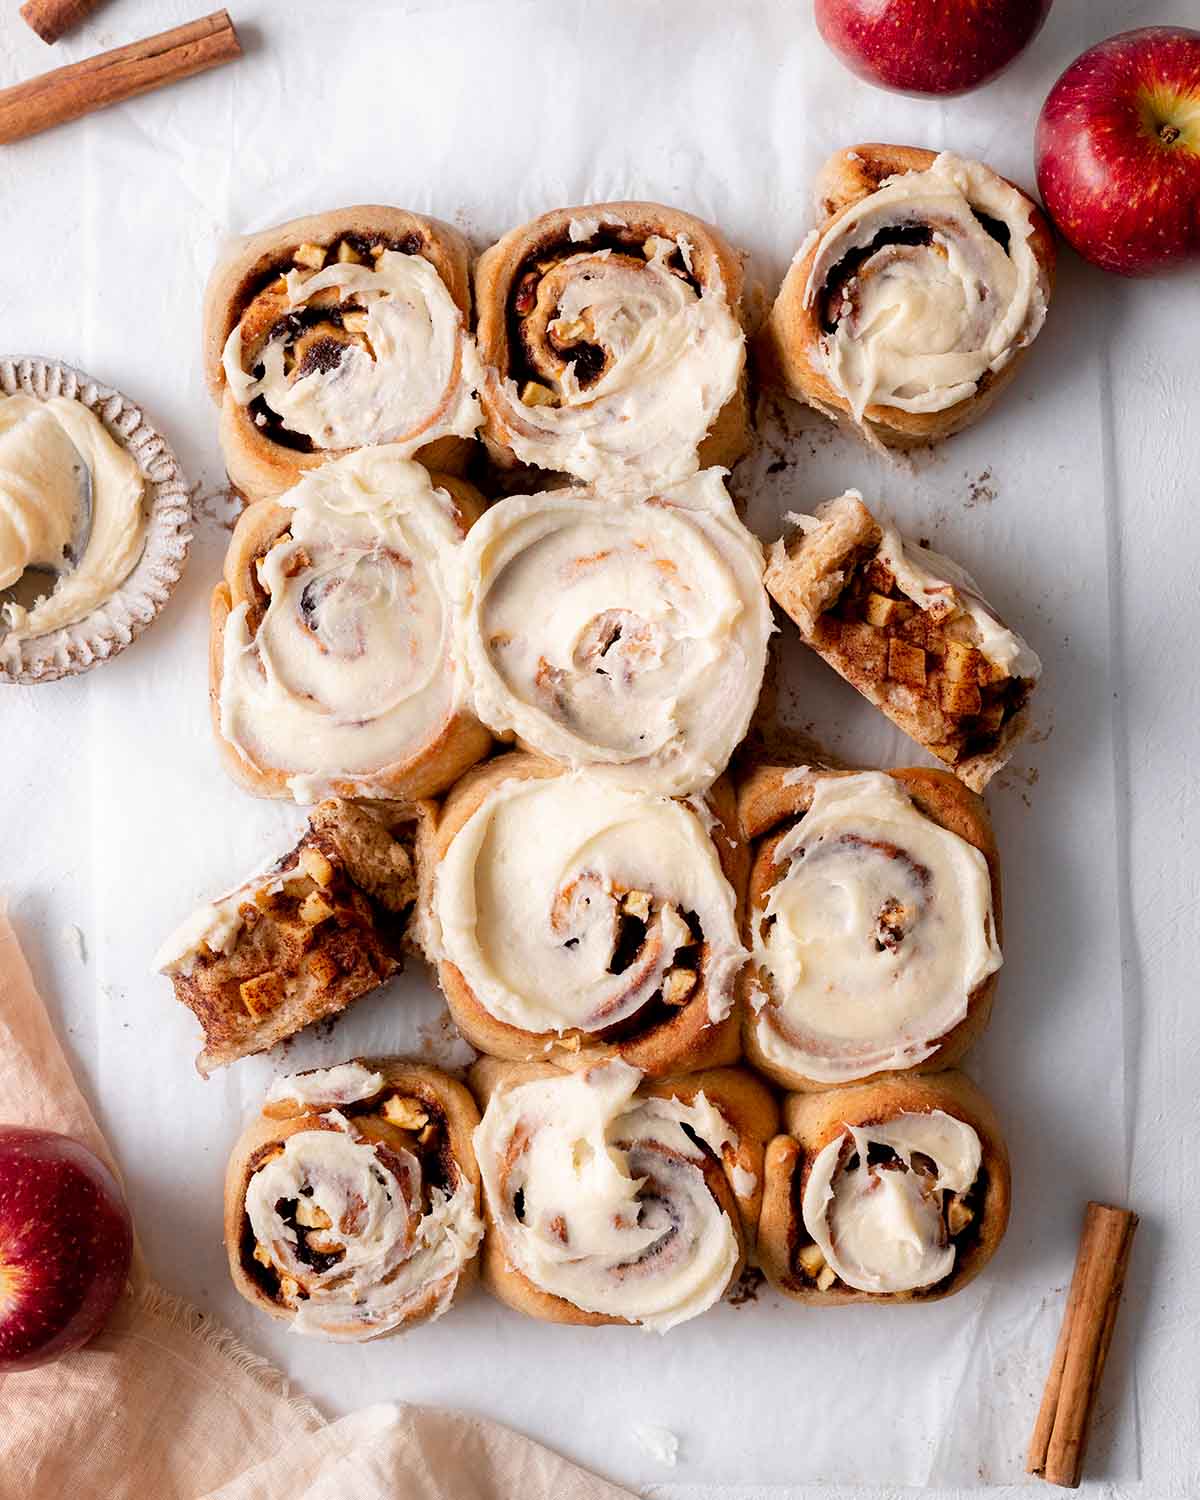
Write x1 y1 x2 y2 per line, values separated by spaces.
814 0 1053 97
1036 27 1200 276
0 1127 133 1372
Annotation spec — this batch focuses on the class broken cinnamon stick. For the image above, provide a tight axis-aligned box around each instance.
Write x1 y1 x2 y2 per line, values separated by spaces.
0 10 241 145
20 0 102 45
1027 1201 1138 1489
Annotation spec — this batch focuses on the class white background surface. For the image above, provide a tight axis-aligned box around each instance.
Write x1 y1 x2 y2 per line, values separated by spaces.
2 1 1198 1497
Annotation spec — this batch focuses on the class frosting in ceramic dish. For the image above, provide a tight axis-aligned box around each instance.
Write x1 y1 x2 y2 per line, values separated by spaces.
456 469 770 795
801 1109 981 1293
244 1107 482 1340
490 234 743 486
222 249 482 452
219 447 470 802
431 771 746 1036
473 1060 740 1330
804 153 1047 422
750 772 1001 1084
0 393 145 641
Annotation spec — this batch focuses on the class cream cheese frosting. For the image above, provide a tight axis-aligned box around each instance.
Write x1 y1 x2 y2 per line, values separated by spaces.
264 1063 386 1110
801 1109 981 1293
456 469 771 796
245 1108 482 1341
223 249 481 453
219 447 470 802
804 153 1047 423
473 1060 740 1331
751 772 1001 1084
431 771 747 1036
0 393 145 642
492 235 744 487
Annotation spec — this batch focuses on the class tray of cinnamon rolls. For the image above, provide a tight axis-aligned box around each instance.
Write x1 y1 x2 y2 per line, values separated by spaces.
160 149 1052 1342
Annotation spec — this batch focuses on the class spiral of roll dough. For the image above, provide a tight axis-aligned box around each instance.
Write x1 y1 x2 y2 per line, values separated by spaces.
473 1059 742 1330
216 446 488 803
749 771 1001 1086
457 469 771 796
476 204 746 487
802 152 1048 423
220 244 481 457
431 765 747 1040
802 1109 982 1295
233 1066 483 1341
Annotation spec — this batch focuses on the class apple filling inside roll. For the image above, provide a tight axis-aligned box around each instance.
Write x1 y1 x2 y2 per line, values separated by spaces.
749 772 1001 1085
237 1065 482 1341
221 235 481 456
473 1060 742 1330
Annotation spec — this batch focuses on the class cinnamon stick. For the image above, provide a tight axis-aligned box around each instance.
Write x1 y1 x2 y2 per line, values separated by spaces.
1027 1201 1138 1489
20 0 102 45
0 10 241 145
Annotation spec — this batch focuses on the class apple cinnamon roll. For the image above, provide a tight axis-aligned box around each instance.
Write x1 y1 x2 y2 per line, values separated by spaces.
203 206 483 503
475 201 748 486
424 753 749 1076
226 1060 483 1341
738 762 1002 1092
765 491 1041 789
457 469 771 796
211 445 492 803
470 1057 776 1330
758 1070 1010 1303
156 801 425 1075
759 146 1055 447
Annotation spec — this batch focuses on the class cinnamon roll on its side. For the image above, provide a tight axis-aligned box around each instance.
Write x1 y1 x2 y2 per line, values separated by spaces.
211 447 492 804
470 1057 777 1330
457 469 771 797
203 206 482 503
475 201 748 486
226 1060 483 1340
765 491 1041 790
758 146 1054 447
424 753 749 1077
738 761 1001 1092
758 1071 1010 1304
156 801 423 1075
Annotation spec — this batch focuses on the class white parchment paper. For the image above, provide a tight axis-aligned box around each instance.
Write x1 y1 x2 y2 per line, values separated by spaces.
2 0 1140 1491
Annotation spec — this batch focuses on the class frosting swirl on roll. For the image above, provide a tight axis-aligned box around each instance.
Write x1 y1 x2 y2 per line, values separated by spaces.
222 248 481 454
219 447 470 802
243 1102 482 1340
804 153 1047 422
431 771 746 1036
750 773 1001 1084
457 470 770 795
489 234 744 487
474 1060 740 1331
802 1109 982 1293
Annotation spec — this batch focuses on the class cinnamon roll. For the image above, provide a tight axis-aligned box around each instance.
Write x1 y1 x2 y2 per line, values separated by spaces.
156 800 423 1075
738 762 1001 1092
226 1060 483 1340
470 1057 776 1330
475 202 748 486
424 753 749 1077
758 1070 1010 1303
203 206 482 503
456 469 771 795
765 491 1041 790
211 446 492 803
759 146 1055 447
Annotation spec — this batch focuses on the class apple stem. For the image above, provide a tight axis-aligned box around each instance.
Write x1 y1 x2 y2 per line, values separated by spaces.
1159 123 1181 145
